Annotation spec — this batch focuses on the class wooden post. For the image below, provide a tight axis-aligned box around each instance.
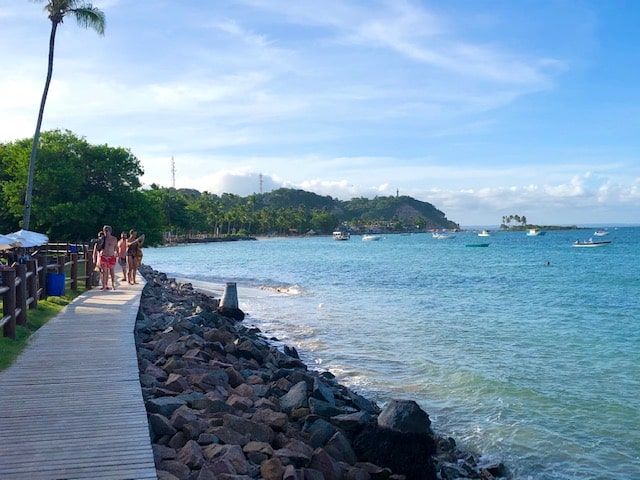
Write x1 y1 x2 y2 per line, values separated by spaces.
36 254 46 299
85 245 93 290
15 264 27 327
70 252 78 291
27 258 38 309
57 255 65 274
2 269 16 339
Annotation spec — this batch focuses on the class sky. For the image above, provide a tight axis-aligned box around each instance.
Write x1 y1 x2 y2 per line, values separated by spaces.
1 1 639 227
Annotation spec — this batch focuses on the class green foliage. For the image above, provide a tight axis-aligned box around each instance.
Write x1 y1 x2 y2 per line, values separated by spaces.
1 130 148 241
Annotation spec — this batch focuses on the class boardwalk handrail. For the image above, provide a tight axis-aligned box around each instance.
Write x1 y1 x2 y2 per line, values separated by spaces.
1 242 94 339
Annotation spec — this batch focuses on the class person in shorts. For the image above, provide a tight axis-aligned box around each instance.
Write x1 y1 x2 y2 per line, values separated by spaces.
98 225 119 290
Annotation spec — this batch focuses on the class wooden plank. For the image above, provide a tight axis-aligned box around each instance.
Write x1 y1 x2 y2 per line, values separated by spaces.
0 282 157 479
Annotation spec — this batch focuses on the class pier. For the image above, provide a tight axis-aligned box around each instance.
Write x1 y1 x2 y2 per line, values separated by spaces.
0 281 156 479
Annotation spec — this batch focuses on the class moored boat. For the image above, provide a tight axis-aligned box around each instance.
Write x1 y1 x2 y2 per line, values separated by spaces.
465 243 490 247
432 231 455 239
478 230 491 237
332 231 350 241
572 239 611 248
593 230 609 237
526 228 546 236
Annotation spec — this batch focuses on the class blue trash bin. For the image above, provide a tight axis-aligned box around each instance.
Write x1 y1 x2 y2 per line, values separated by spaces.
47 273 65 296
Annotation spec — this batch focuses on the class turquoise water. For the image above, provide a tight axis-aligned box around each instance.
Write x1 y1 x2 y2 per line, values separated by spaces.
142 228 640 479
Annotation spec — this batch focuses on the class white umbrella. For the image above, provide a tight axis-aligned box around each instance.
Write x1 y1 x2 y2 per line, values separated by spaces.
7 229 49 248
0 234 21 251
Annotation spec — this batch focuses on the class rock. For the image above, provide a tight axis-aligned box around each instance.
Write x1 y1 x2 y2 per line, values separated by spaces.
223 413 275 444
149 413 178 438
309 448 345 480
353 422 437 480
176 439 205 469
203 444 250 474
325 430 358 464
279 380 309 413
147 396 188 417
157 460 191 479
377 399 431 434
261 457 286 480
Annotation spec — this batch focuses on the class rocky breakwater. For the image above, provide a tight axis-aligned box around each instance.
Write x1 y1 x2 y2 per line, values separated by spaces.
136 265 508 480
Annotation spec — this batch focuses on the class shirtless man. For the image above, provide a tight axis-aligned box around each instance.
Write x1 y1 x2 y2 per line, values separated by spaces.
98 225 119 290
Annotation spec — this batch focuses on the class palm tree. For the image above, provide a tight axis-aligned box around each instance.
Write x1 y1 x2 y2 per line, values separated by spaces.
23 0 105 230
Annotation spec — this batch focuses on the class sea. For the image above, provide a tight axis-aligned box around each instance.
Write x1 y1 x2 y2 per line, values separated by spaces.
141 227 640 480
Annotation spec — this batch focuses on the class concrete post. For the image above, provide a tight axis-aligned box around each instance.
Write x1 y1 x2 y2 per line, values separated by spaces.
218 282 245 321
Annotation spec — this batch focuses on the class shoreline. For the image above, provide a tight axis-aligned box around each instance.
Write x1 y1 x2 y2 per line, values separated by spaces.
136 265 508 479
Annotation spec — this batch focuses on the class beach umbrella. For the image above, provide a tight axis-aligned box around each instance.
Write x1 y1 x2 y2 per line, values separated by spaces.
0 234 21 251
7 229 49 248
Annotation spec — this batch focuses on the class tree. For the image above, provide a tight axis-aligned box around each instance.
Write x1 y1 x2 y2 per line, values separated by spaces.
23 0 105 230
1 130 145 240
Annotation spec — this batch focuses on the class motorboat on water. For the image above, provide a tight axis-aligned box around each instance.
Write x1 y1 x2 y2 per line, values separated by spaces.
332 231 350 241
572 239 611 248
362 234 381 241
526 228 546 236
432 232 455 240
593 230 609 237
478 230 491 237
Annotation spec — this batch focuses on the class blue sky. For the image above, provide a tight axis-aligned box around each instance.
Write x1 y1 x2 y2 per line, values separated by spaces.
1 1 639 226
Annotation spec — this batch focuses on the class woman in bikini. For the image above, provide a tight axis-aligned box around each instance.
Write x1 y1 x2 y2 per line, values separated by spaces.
126 230 144 284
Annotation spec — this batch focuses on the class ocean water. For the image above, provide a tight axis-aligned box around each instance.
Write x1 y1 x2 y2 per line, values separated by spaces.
141 228 640 480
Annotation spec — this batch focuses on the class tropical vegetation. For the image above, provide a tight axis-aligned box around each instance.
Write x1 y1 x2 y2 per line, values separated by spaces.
1 130 459 244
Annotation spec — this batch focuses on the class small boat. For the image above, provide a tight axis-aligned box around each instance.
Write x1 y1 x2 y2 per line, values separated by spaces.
593 230 609 237
332 231 350 241
478 230 491 237
572 239 611 248
433 232 455 240
526 228 546 236
362 234 381 241
465 243 490 247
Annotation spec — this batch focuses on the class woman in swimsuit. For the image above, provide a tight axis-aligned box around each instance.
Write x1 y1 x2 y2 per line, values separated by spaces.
126 230 144 284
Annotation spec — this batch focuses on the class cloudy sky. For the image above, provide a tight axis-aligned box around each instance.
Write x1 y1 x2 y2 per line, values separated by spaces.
1 1 639 226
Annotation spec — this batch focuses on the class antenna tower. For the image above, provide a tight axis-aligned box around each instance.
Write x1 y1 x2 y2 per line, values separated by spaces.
171 156 176 188
259 173 263 194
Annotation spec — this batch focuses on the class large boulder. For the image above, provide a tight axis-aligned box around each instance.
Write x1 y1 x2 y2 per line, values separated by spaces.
353 400 437 480
377 399 431 433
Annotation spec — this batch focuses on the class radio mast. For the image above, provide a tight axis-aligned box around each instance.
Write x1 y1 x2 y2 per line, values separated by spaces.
171 156 176 188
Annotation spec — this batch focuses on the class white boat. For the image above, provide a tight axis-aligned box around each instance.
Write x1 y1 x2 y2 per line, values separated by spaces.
593 230 609 237
362 234 381 241
478 230 490 237
526 228 546 236
432 232 455 240
572 239 611 248
333 231 350 241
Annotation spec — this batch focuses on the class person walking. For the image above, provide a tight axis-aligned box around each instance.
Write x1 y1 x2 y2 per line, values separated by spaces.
117 231 128 281
98 225 119 290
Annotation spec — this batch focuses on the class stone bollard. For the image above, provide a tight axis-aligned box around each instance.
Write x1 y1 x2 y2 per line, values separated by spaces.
217 282 245 321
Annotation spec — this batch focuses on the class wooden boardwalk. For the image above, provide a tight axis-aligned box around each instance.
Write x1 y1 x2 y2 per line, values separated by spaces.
0 280 157 479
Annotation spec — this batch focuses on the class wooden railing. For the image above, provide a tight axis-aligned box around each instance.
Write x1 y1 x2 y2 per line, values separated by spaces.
0 243 94 339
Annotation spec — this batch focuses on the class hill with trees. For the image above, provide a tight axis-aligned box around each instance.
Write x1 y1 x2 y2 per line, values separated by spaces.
0 130 459 244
